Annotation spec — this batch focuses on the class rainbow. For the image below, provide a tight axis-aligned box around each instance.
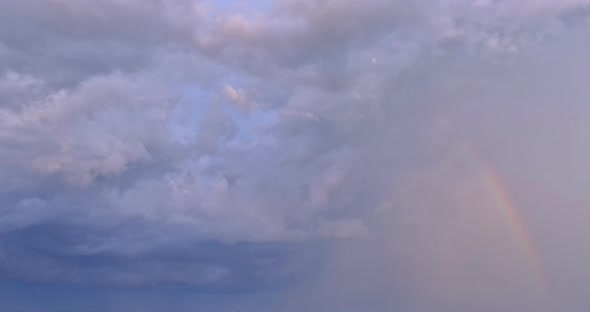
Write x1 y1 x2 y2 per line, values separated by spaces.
477 160 553 310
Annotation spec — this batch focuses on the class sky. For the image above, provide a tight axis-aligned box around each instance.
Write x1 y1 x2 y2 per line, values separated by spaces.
1 0 590 311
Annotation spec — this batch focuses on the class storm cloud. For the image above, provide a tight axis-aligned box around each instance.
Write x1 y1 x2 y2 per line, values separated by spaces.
2 0 590 311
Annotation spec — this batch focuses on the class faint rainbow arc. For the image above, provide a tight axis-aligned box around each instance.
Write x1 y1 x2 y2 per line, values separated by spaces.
477 160 552 309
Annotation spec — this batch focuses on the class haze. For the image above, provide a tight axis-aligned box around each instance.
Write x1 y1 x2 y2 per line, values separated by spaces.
1 0 590 311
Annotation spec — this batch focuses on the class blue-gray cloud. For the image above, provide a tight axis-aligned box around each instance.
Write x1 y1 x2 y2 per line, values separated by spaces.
2 0 590 311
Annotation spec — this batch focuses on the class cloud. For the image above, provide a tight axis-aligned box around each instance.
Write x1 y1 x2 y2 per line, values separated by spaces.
223 84 257 111
2 1 590 311
0 0 204 86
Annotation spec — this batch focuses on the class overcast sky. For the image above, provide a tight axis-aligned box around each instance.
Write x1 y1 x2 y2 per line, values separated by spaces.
2 0 590 311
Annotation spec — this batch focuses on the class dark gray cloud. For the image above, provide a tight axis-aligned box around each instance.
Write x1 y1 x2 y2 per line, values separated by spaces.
2 0 590 311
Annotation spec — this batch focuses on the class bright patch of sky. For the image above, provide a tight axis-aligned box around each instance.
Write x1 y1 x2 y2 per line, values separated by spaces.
167 86 211 144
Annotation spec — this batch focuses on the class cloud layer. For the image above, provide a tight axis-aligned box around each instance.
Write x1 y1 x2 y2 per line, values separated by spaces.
2 0 590 311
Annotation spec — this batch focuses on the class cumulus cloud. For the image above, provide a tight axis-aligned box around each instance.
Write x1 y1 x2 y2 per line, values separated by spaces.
2 0 590 311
